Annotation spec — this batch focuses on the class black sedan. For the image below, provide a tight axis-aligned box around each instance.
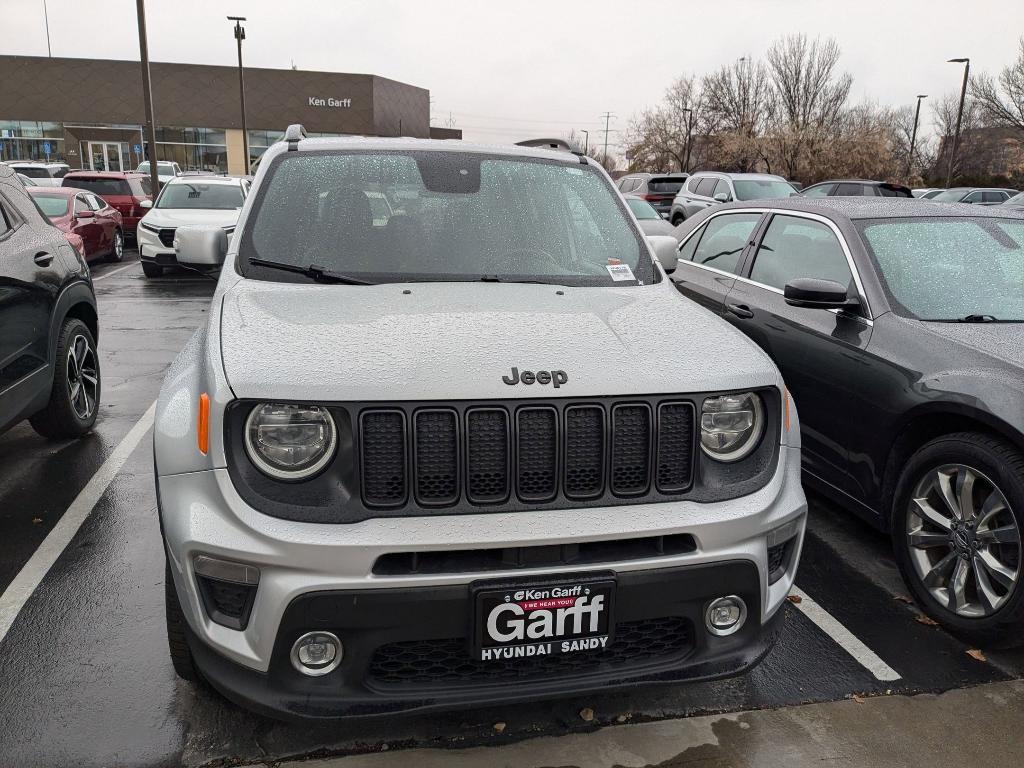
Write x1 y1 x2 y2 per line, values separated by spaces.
669 198 1024 643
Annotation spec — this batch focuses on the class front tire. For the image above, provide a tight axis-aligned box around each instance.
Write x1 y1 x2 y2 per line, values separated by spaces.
29 318 100 440
165 562 200 682
892 432 1024 646
142 261 163 278
106 228 124 262
671 213 686 226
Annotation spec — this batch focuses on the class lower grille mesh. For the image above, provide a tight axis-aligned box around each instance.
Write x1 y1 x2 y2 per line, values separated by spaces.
368 617 692 686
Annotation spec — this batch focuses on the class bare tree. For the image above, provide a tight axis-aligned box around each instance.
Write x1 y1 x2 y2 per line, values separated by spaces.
623 75 705 172
701 58 773 171
971 37 1024 137
764 34 853 180
930 92 985 181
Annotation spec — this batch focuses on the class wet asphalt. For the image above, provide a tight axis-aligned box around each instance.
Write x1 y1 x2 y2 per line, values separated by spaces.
0 252 1022 767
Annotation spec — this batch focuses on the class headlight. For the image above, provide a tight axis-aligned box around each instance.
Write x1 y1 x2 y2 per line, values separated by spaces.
244 403 337 480
700 392 764 462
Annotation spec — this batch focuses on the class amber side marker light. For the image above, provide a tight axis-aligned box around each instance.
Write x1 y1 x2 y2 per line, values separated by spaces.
197 393 210 455
783 387 791 432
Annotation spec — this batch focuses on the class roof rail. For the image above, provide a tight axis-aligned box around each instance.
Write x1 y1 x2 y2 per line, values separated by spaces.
284 123 307 151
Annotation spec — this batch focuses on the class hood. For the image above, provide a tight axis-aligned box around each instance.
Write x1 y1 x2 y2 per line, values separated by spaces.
140 208 240 228
218 279 780 402
921 322 1024 368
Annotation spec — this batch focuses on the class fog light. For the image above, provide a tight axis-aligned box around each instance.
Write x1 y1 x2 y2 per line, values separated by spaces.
705 595 747 636
290 631 342 676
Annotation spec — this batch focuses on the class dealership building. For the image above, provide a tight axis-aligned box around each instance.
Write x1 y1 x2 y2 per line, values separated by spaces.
0 55 460 175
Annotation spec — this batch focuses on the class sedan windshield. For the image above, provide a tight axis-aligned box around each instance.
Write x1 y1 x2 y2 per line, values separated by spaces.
733 180 798 201
156 183 243 210
857 217 1024 321
1006 192 1024 205
240 151 648 286
31 194 70 217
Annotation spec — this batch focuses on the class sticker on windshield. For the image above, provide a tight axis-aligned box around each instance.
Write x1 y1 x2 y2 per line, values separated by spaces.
606 263 635 281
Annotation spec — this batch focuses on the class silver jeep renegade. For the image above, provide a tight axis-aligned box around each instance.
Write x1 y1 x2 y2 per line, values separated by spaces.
155 125 807 719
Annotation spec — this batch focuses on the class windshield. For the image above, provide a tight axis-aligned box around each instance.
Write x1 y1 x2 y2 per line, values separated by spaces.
930 189 970 203
647 178 686 194
240 151 649 286
733 179 798 201
67 178 130 196
857 217 1024 321
137 162 175 174
31 194 70 217
156 182 243 210
1006 192 1024 205
626 197 660 220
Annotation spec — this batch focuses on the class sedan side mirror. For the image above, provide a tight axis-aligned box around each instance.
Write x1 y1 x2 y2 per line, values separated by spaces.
713 192 731 203
139 199 153 209
784 278 855 310
647 235 678 274
75 210 95 219
174 225 227 266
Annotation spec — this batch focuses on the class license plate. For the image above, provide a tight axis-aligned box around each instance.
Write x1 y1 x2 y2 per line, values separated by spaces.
472 575 615 662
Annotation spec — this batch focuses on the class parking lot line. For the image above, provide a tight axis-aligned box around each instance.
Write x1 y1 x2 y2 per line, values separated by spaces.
91 263 137 281
791 585 901 681
0 402 156 645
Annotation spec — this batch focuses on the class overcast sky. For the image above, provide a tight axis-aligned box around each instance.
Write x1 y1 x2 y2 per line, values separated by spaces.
4 0 1022 150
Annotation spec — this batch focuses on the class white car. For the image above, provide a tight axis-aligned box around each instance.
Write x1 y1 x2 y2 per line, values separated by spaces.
136 160 183 187
155 126 806 719
8 161 70 187
137 175 250 278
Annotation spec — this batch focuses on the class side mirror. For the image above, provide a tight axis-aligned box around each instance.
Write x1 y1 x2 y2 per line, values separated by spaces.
174 225 227 266
75 210 95 219
713 192 731 203
139 199 153 209
647 235 679 274
784 278 854 310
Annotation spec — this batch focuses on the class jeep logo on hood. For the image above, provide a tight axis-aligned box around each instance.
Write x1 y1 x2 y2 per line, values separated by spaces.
502 367 568 387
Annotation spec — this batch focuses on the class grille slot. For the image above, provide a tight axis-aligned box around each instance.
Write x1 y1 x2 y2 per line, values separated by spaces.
360 410 408 507
611 404 652 496
516 407 558 502
466 409 510 503
368 617 692 687
413 409 459 506
564 405 605 499
656 403 695 492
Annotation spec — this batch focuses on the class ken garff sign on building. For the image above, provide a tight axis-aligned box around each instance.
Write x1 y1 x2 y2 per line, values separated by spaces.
308 97 352 108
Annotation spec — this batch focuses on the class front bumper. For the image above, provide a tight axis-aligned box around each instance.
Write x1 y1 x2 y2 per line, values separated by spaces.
159 444 805 718
137 226 178 265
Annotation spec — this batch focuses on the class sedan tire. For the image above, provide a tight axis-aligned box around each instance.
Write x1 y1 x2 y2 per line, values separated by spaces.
106 228 124 262
892 432 1024 646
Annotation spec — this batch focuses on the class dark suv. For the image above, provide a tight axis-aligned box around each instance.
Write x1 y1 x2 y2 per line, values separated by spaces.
616 173 688 217
0 162 100 439
801 180 914 198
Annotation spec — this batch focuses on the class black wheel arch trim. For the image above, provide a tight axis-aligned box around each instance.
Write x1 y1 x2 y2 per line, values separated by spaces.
48 280 98 366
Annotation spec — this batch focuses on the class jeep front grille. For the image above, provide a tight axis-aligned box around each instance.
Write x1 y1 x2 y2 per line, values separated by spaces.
358 399 695 510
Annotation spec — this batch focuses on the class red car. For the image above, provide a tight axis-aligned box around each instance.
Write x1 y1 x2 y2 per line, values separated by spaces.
61 171 153 238
29 186 125 262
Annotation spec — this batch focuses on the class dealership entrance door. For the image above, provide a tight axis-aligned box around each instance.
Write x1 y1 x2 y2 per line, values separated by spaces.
87 142 124 172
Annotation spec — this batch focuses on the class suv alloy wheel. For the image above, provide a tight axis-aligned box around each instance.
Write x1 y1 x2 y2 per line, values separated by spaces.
29 318 101 438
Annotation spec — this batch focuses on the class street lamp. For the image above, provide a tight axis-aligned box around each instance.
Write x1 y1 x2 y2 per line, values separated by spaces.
946 57 970 188
580 130 589 154
135 0 160 195
228 16 250 175
907 94 928 178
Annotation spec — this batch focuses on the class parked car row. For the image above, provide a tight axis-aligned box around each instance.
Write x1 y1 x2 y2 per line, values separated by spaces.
3 131 1024 725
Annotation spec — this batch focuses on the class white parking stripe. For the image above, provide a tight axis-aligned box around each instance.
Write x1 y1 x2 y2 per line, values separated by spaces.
91 262 137 281
0 402 157 645
790 586 901 681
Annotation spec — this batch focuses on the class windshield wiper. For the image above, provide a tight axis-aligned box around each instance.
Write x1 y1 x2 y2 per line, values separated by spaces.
476 275 560 285
958 314 999 323
248 258 374 285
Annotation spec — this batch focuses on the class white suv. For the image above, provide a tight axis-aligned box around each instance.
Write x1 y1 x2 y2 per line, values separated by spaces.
155 125 807 719
8 161 70 187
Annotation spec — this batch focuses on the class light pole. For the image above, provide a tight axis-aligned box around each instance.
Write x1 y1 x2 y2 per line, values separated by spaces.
946 58 970 188
135 0 160 194
228 16 250 175
42 0 52 57
906 94 927 178
682 108 693 172
580 130 589 154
